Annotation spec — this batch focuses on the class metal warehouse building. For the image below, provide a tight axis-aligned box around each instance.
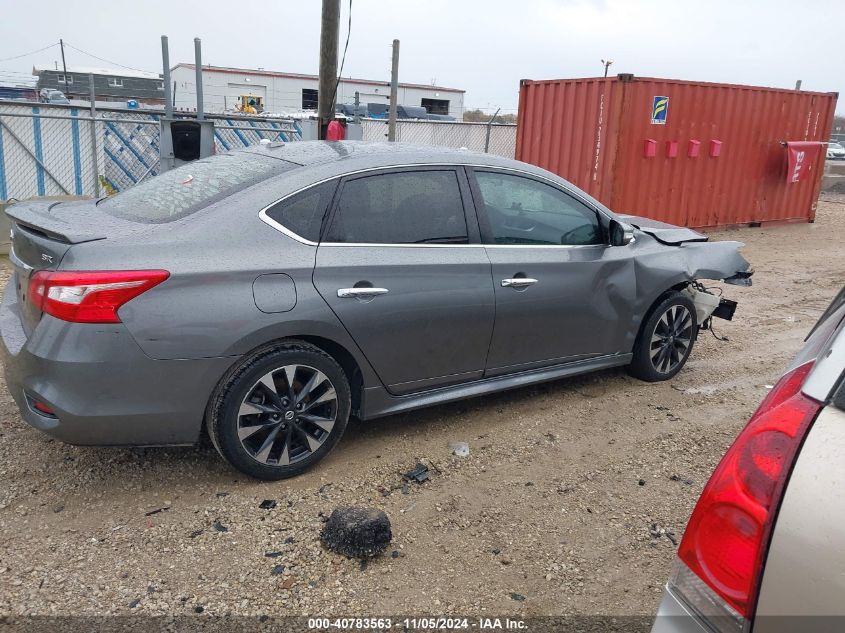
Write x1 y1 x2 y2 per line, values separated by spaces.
34 65 165 105
170 64 465 118
517 75 838 228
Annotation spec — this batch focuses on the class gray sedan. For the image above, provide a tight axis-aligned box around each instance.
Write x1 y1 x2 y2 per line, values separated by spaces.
1 141 752 479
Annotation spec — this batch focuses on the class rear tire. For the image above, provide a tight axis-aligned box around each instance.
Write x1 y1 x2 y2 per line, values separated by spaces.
628 292 698 382
208 340 351 480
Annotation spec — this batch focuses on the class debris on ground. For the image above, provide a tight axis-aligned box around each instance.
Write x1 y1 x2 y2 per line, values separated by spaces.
670 474 694 485
211 520 228 533
510 593 526 602
403 463 431 483
144 506 170 516
271 565 285 576
448 441 470 458
259 500 277 510
321 507 392 558
649 523 677 545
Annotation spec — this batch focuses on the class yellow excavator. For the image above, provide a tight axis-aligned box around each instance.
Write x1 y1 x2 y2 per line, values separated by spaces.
236 94 264 114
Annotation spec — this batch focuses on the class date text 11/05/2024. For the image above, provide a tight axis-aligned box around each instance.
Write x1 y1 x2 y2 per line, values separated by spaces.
307 617 528 630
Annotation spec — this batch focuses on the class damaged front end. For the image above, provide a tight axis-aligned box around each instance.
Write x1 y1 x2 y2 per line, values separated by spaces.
619 213 754 328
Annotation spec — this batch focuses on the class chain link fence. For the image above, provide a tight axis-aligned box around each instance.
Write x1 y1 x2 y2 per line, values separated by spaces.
0 101 517 202
362 118 516 158
0 102 303 200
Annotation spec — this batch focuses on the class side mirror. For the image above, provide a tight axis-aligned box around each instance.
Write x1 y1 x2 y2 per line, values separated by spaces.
609 220 635 246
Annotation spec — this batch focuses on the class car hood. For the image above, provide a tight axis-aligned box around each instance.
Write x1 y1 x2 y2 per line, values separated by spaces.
617 214 709 246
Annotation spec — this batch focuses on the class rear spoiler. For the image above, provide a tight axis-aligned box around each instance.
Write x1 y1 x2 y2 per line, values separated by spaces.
5 200 108 244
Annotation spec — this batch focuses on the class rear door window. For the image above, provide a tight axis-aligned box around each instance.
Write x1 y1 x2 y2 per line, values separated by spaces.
325 170 468 244
264 180 337 243
101 153 295 223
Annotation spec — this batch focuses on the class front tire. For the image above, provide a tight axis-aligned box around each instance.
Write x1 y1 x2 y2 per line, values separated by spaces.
628 292 698 382
208 341 351 480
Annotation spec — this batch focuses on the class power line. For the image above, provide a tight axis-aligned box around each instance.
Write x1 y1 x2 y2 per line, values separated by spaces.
62 42 155 74
0 42 59 63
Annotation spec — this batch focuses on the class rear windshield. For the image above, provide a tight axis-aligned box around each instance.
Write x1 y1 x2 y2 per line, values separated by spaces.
100 153 295 223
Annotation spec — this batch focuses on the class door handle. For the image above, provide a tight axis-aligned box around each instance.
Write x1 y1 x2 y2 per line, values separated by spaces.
337 287 390 298
501 278 538 288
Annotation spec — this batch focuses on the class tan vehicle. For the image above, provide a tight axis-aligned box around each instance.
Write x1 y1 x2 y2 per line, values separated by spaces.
652 286 845 633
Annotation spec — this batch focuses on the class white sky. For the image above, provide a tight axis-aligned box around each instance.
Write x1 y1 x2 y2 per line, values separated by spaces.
0 0 842 114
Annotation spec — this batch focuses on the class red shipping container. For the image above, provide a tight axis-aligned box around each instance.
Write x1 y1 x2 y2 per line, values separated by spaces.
516 75 838 228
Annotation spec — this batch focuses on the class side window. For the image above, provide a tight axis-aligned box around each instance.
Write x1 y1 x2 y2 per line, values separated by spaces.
265 180 336 242
326 171 468 244
475 171 603 246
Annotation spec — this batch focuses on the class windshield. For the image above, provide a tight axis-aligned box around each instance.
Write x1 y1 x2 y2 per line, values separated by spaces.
101 153 296 223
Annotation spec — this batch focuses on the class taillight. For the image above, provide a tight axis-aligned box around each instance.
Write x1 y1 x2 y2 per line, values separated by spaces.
28 270 169 324
671 360 822 629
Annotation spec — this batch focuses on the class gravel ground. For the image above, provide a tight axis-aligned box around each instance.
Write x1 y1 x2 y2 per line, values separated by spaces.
0 198 843 619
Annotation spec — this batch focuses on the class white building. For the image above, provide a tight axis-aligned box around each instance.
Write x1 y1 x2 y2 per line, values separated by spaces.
170 64 465 118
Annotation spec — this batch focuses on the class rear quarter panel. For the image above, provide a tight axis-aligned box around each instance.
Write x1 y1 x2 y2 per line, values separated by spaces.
754 404 845 631
58 172 381 386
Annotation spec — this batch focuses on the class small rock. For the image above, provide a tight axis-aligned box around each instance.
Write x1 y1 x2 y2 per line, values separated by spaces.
194 605 204 614
448 441 470 458
259 500 277 510
271 565 285 576
510 593 526 602
265 551 283 558
128 599 141 609
638 479 646 486
211 521 228 533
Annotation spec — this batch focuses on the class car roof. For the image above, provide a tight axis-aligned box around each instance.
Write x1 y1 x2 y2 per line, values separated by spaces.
240 140 524 173
230 140 618 220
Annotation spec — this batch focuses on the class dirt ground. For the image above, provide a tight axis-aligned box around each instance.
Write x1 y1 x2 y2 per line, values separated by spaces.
0 198 843 621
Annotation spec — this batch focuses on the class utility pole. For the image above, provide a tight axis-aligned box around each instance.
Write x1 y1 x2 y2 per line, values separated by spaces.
354 90 360 124
602 59 613 78
161 36 173 119
387 39 399 142
59 39 68 84
194 38 204 120
88 73 100 197
317 0 341 140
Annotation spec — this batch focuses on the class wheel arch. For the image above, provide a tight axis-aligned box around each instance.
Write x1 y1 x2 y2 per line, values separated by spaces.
295 335 365 414
634 282 692 345
205 333 368 426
